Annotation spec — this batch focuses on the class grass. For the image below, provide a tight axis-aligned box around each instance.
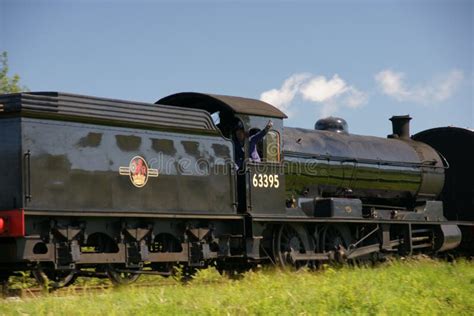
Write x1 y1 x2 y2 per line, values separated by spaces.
1 258 473 315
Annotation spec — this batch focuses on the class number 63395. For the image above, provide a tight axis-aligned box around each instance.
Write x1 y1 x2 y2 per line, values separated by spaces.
252 174 280 188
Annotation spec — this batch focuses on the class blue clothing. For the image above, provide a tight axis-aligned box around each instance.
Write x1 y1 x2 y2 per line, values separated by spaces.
234 128 269 170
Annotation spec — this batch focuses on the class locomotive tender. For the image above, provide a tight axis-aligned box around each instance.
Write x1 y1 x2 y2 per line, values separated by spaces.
0 91 472 286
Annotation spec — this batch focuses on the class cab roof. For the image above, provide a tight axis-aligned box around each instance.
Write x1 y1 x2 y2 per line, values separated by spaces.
157 92 287 119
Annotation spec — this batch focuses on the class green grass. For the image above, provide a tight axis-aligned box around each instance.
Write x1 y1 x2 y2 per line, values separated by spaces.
1 259 473 315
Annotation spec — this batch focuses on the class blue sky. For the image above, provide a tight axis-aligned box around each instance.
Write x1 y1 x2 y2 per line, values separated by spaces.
1 0 472 136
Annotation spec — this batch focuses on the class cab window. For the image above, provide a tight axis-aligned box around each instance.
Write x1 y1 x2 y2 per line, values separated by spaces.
264 131 280 163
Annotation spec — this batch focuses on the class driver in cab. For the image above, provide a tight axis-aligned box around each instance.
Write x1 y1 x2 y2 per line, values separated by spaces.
233 120 273 170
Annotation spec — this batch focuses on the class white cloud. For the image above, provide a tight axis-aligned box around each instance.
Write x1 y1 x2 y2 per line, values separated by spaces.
260 73 311 115
260 73 368 117
300 75 348 103
344 87 369 108
375 69 463 104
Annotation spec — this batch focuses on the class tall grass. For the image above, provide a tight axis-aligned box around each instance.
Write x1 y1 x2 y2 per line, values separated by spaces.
1 259 473 315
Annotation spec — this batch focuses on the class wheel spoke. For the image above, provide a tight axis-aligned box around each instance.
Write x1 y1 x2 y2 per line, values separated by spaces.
106 265 141 286
319 224 351 263
32 265 77 289
273 224 312 269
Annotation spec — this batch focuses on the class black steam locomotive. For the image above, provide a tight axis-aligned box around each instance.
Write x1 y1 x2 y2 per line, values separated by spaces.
0 91 472 287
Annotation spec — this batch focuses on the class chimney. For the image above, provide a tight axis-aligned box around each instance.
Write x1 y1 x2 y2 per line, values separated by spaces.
389 115 411 139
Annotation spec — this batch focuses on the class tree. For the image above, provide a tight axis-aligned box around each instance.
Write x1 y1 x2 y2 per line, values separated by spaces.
0 51 28 94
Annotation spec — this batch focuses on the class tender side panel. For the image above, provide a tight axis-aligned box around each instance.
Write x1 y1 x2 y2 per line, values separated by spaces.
21 118 236 215
0 118 23 211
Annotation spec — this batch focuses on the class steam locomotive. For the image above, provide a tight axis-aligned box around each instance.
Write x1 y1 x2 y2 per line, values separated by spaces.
0 91 472 287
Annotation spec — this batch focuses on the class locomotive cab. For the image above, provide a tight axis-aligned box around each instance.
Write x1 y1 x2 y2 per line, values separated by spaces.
157 93 288 215
234 114 286 215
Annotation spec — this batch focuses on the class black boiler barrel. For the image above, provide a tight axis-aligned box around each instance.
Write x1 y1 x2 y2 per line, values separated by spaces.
283 127 445 207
